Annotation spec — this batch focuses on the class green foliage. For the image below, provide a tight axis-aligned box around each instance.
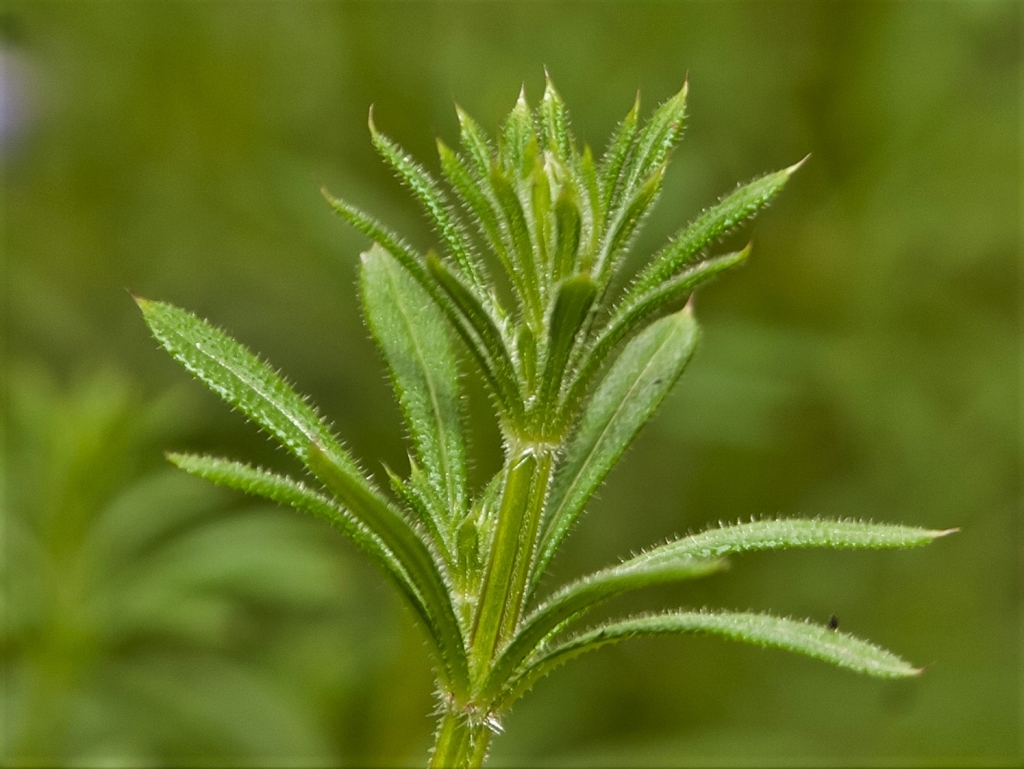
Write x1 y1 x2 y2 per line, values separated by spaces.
1 368 344 763
138 78 951 768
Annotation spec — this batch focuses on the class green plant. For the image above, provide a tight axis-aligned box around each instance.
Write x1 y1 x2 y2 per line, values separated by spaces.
136 77 953 768
1 367 344 764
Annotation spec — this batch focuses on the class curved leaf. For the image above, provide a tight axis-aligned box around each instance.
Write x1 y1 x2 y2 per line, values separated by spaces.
502 610 921 710
485 555 724 699
307 443 471 693
627 158 806 301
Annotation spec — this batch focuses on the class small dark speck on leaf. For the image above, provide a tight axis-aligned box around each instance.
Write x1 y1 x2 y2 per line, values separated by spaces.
828 614 839 631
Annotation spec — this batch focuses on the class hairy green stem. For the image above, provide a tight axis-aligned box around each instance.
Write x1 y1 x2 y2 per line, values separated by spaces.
429 710 492 769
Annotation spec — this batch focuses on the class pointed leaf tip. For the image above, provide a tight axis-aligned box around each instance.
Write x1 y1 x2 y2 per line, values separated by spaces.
787 154 811 175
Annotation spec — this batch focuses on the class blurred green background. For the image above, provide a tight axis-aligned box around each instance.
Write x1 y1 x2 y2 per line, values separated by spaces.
2 1 1020 766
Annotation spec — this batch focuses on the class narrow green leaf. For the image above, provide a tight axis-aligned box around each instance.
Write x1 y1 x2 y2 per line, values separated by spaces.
578 144 603 260
530 160 554 281
537 275 598 425
516 324 538 392
307 442 471 693
455 104 495 180
531 307 700 599
569 246 749 412
634 518 957 566
619 82 687 199
490 166 542 322
166 453 441 657
361 245 468 524
502 610 921 709
539 71 572 161
628 158 806 301
384 461 450 562
500 88 536 178
136 298 354 472
427 254 522 418
592 164 665 281
369 111 488 291
437 138 515 280
553 190 582 282
485 555 724 699
322 190 425 277
599 92 640 213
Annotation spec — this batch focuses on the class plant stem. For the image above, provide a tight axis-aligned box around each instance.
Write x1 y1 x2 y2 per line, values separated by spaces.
429 710 492 769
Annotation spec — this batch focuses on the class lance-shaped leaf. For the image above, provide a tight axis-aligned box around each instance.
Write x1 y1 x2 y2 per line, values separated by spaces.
437 139 515 279
590 163 665 281
490 166 542 322
530 306 700 599
136 298 355 473
318 202 518 420
530 160 554 278
632 518 957 567
307 442 471 694
361 245 468 525
322 190 425 279
599 92 640 213
618 82 687 199
500 88 536 178
369 110 488 292
484 555 724 699
627 158 806 302
427 253 522 417
567 246 748 412
538 72 572 161
501 610 921 710
455 104 495 180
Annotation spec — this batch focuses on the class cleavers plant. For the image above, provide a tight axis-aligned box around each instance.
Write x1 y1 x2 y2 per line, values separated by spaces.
137 75 953 768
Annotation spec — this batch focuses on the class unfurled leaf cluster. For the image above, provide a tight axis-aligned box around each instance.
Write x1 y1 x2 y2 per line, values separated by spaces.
138 75 951 768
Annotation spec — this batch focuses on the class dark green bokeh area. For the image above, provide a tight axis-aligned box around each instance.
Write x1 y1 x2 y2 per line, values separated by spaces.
2 1 1020 766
